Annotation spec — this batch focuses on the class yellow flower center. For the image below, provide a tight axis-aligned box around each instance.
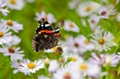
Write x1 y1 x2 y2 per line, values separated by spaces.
114 38 118 43
84 39 89 44
86 6 92 12
0 31 3 37
64 72 71 79
52 46 58 51
98 38 105 44
27 62 36 69
105 56 111 65
69 22 74 28
44 58 50 64
7 20 13 26
71 57 76 62
8 46 15 53
59 57 64 63
10 0 16 4
79 63 87 71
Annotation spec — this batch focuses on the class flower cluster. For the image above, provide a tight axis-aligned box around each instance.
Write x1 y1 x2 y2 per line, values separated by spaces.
0 0 120 79
0 0 44 76
0 19 24 61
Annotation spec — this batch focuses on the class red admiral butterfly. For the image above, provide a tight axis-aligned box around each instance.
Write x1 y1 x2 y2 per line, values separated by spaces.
32 18 60 52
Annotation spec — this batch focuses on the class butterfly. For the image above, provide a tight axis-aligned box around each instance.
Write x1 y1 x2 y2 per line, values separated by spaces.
32 18 60 52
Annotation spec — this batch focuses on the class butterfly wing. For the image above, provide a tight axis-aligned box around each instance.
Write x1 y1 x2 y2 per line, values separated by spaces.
32 18 60 52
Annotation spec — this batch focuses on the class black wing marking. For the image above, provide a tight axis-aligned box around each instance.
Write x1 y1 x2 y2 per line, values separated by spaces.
35 18 53 34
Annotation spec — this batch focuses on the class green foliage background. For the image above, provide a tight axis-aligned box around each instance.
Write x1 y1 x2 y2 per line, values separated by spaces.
0 0 120 79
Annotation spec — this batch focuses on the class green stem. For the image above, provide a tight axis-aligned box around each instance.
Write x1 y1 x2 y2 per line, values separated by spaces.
105 63 110 79
31 74 34 79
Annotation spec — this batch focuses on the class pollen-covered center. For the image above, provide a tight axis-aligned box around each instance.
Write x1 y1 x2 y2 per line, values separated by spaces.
86 6 92 12
91 19 95 24
74 42 79 48
56 47 63 53
69 22 74 28
101 11 107 16
7 20 13 26
8 46 15 53
64 72 71 79
0 31 3 37
84 39 89 44
79 63 88 71
59 57 64 63
52 46 58 51
10 0 16 4
98 38 105 44
27 62 36 69
71 57 76 62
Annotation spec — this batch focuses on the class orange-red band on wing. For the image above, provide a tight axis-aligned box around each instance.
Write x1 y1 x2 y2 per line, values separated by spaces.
38 30 53 34
54 33 60 36
46 30 53 34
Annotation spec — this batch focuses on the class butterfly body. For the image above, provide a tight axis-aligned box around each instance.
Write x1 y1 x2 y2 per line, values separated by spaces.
32 18 60 52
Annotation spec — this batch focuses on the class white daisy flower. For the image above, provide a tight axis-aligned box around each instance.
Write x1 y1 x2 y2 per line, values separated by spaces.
38 75 50 79
0 45 24 61
99 7 109 19
104 54 119 67
52 65 83 79
73 61 100 77
68 0 80 9
63 20 80 32
48 60 59 73
65 36 82 54
4 0 25 10
89 53 105 66
9 35 21 45
99 6 116 19
0 25 12 44
11 60 19 68
91 26 104 34
65 35 93 54
12 59 44 75
0 0 9 16
82 19 103 34
78 35 95 52
77 1 101 17
89 53 120 67
1 19 23 33
88 14 100 27
62 53 84 65
35 11 56 24
91 32 116 52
